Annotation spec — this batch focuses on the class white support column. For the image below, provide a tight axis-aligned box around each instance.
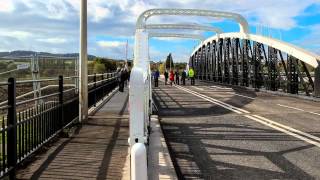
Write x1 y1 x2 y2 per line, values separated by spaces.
79 0 88 123
129 29 150 146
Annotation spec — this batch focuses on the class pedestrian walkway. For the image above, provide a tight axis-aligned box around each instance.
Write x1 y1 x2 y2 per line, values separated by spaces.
17 88 129 180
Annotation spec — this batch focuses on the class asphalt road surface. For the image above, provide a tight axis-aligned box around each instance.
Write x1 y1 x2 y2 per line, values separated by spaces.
153 79 320 180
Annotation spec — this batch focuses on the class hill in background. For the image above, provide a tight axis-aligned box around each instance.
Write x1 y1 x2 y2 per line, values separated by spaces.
0 50 96 60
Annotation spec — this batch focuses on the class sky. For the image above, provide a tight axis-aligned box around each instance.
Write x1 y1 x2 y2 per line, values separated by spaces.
0 0 319 62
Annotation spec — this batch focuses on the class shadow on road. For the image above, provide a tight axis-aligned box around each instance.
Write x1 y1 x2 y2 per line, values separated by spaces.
153 82 316 180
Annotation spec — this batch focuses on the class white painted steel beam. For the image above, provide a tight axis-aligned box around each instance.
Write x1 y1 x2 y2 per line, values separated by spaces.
146 23 223 34
149 32 205 41
137 9 249 33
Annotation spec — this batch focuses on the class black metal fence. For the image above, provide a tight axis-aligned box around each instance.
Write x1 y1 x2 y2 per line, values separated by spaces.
0 72 117 179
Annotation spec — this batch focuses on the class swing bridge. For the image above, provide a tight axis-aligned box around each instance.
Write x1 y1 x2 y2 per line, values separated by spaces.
0 5 320 180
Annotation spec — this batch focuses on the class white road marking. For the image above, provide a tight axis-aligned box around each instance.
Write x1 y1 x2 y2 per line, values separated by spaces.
252 114 320 142
173 84 320 148
226 92 255 100
277 104 320 116
208 87 233 92
207 86 255 100
245 115 320 148
192 86 204 91
175 85 249 114
310 112 320 116
211 85 232 90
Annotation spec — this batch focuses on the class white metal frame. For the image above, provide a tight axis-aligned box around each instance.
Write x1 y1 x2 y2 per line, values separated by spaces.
146 23 223 34
130 9 252 180
137 8 249 33
149 32 205 41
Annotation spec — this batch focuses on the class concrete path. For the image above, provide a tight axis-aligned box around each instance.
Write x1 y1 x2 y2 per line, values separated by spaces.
153 79 320 180
17 88 129 180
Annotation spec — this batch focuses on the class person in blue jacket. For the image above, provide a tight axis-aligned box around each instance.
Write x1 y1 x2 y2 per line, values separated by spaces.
154 69 160 87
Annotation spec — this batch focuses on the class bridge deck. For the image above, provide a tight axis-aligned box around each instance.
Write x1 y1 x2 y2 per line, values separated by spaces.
17 88 129 180
153 79 320 179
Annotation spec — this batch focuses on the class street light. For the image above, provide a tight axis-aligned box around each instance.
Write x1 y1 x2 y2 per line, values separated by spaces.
79 0 88 122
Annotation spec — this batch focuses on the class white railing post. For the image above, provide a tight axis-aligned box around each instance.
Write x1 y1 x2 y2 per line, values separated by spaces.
131 143 147 180
129 28 150 180
129 67 148 145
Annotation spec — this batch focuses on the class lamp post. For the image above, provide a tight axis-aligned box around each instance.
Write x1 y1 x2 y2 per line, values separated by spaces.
79 0 88 123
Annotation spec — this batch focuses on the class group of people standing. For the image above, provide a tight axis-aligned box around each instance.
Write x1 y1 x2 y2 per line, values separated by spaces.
119 66 194 89
163 67 195 86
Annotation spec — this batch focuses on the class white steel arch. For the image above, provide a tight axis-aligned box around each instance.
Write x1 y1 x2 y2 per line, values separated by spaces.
191 32 320 68
131 10 249 179
137 8 249 33
146 23 223 34
149 32 205 41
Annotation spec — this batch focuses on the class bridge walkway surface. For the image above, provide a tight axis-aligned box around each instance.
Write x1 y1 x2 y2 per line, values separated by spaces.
16 88 129 180
153 78 320 180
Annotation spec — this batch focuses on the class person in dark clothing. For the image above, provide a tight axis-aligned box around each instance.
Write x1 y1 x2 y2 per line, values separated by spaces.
119 68 126 92
154 69 160 87
175 70 180 85
116 68 121 90
181 70 186 85
127 70 131 83
164 70 169 85
123 68 128 86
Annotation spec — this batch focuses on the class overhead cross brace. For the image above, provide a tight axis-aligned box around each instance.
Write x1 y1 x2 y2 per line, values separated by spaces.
148 32 205 41
146 23 223 34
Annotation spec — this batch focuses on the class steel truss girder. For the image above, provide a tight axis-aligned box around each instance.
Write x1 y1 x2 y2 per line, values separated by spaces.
267 47 278 91
223 38 231 83
217 38 223 82
205 42 211 80
301 61 314 90
199 46 203 79
191 34 318 97
254 42 263 88
212 41 217 81
242 40 250 87
287 56 299 94
232 38 240 85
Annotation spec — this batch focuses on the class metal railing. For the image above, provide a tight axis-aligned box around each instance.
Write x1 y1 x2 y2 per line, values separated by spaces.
0 72 118 179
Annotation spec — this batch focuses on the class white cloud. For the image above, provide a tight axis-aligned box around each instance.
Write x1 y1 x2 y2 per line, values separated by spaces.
36 38 67 44
45 0 70 20
0 30 32 39
0 0 319 60
92 6 112 22
97 41 125 48
0 0 15 13
64 0 113 22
